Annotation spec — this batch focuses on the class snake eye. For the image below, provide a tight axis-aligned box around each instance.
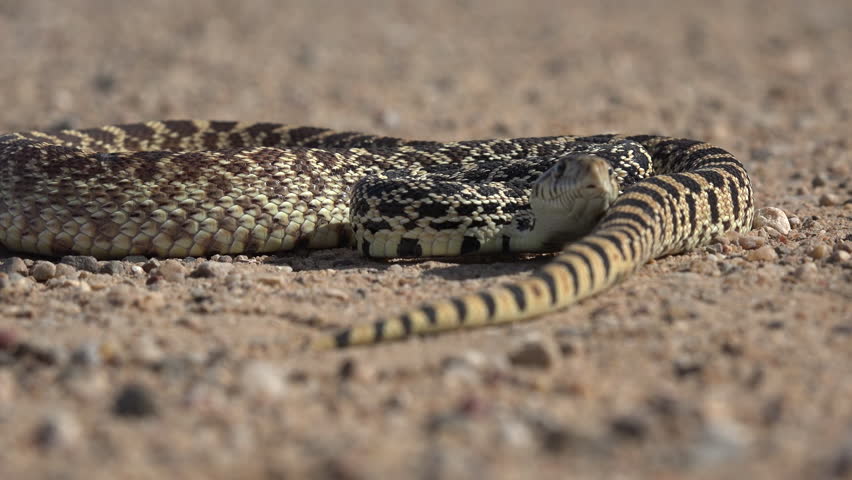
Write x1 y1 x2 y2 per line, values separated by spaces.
554 162 566 177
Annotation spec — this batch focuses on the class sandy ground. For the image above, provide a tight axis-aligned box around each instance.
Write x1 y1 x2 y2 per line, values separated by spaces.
1 1 851 478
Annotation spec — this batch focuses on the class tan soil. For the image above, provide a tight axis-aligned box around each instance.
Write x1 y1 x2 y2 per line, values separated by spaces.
1 1 851 479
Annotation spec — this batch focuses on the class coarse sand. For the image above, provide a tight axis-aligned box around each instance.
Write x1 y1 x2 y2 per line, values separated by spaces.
1 1 850 478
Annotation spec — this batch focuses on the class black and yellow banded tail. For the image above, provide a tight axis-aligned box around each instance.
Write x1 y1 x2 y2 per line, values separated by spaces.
312 136 754 350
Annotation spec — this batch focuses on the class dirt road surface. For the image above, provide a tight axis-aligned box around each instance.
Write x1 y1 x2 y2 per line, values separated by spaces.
1 1 850 478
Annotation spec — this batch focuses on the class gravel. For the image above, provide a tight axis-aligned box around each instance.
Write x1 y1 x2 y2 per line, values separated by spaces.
112 383 158 418
1 1 851 479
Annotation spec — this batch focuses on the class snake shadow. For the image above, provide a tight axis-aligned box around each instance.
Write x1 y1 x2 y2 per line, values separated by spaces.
269 247 555 281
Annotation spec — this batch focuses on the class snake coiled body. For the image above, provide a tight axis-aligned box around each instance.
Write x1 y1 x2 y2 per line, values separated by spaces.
0 121 754 348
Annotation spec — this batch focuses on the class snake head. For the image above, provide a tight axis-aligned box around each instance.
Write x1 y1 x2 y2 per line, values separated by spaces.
527 153 621 245
532 153 619 208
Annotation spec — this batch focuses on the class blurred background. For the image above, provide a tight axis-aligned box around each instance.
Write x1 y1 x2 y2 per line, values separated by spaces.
1 0 849 149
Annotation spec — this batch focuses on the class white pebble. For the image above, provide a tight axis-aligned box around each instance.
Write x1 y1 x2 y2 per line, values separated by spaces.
240 361 287 400
753 207 790 235
830 250 851 263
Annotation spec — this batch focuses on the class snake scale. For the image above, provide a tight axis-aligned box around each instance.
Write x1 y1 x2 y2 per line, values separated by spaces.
0 120 754 349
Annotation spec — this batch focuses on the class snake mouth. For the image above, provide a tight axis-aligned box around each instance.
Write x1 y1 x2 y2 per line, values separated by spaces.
531 153 619 210
522 152 621 247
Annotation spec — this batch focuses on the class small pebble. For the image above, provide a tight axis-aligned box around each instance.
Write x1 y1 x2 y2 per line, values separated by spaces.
54 263 78 278
69 341 102 368
745 245 778 262
142 258 161 273
112 383 158 418
387 264 404 273
753 207 791 235
0 257 28 275
338 358 357 381
811 175 827 187
723 230 741 244
829 250 851 263
737 235 765 250
610 415 648 440
240 361 287 399
190 261 234 278
673 358 704 378
507 335 559 369
86 274 111 292
787 216 801 229
33 411 82 450
278 265 294 273
30 261 57 282
156 259 186 282
704 243 725 254
441 351 487 387
818 193 841 206
122 255 148 263
59 255 100 273
809 243 831 260
99 261 126 275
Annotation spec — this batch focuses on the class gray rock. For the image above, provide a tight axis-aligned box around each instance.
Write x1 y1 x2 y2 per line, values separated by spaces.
60 255 100 273
99 261 126 275
112 383 158 418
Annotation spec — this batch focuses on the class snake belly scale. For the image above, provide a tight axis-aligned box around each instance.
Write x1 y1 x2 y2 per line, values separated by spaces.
0 120 754 348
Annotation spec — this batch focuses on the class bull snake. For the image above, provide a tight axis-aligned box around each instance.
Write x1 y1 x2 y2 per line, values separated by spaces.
0 120 754 349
